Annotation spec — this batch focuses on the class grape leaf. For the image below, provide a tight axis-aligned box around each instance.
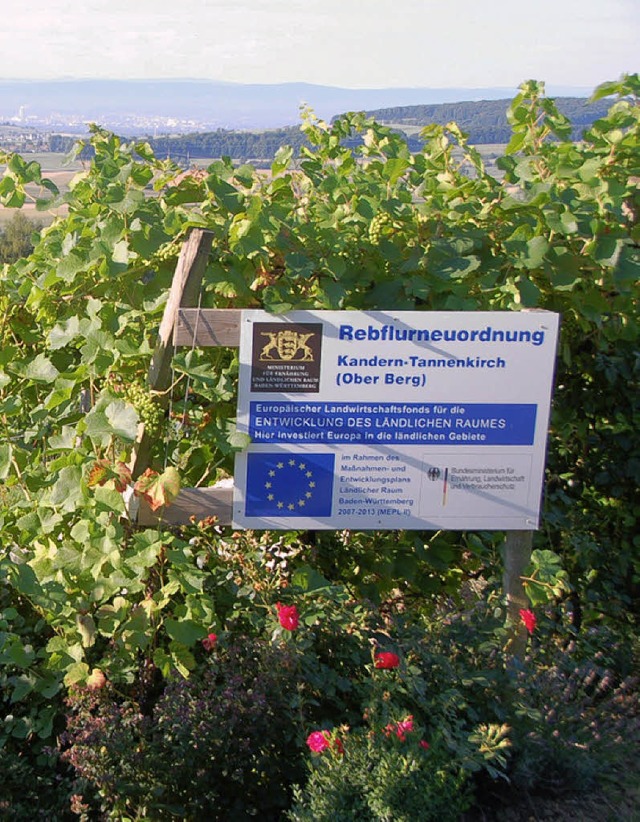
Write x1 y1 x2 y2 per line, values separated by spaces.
87 459 132 492
134 467 181 512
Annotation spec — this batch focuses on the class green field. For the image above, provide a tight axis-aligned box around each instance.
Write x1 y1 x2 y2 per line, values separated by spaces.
0 152 85 226
11 151 84 172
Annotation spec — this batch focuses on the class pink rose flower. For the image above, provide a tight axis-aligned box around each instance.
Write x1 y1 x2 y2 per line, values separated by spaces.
519 608 537 635
276 602 299 631
306 731 331 753
374 651 400 669
396 715 414 738
202 633 217 651
306 730 344 755
384 715 414 741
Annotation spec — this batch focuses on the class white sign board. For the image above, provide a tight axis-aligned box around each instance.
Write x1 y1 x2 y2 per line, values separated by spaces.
232 310 559 530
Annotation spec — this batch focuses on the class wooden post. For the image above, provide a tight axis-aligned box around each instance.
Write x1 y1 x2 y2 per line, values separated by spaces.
130 228 214 480
503 530 533 660
148 229 214 395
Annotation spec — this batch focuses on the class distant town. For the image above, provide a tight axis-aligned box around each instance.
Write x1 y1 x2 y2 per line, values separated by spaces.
0 104 222 155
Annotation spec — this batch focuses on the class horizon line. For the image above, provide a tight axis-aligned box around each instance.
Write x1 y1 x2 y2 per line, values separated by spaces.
0 76 594 92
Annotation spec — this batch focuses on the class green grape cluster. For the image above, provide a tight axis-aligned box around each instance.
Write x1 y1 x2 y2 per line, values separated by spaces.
153 241 180 263
368 212 391 244
123 382 163 434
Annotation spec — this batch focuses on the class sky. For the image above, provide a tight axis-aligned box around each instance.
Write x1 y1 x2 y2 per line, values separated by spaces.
0 0 637 90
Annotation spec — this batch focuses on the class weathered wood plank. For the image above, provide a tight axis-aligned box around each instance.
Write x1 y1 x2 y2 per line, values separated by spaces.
175 308 242 348
137 484 234 527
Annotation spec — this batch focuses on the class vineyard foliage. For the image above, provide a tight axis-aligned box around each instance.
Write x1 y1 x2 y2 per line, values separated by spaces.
0 77 638 746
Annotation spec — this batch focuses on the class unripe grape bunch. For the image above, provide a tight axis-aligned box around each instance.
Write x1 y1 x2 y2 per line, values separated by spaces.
123 382 163 435
368 212 392 244
153 241 180 264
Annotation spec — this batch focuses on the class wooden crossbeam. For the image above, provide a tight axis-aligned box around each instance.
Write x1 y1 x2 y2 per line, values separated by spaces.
174 308 241 348
137 483 234 527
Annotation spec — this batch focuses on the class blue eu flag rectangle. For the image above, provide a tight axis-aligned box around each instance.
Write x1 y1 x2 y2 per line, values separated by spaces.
245 452 335 518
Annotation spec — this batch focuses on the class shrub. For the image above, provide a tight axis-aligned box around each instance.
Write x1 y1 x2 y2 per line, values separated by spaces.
508 636 640 797
0 744 77 820
61 637 305 820
289 724 471 822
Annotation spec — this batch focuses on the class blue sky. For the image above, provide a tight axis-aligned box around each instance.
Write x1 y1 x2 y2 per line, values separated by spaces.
1 0 637 89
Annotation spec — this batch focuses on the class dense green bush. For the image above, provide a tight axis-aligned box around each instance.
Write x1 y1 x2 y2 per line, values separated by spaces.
0 210 40 263
0 745 76 820
507 634 640 798
289 727 472 822
57 583 515 820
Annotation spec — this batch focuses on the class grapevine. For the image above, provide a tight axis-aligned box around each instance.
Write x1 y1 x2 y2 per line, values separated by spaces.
0 79 636 773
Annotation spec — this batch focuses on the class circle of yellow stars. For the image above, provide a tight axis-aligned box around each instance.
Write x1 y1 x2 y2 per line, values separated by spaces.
264 459 316 511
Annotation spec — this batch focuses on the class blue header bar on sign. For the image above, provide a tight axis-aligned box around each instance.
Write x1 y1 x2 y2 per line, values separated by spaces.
249 402 537 446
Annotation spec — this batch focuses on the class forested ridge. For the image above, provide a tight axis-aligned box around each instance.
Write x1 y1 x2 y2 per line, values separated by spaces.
148 125 308 162
361 96 612 142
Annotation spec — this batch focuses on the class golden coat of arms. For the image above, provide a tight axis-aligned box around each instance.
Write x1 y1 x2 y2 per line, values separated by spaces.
260 329 315 361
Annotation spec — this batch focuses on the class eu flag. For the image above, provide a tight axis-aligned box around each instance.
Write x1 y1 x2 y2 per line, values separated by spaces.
245 452 335 518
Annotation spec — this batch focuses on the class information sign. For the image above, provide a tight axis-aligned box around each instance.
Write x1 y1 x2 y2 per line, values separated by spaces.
233 310 559 530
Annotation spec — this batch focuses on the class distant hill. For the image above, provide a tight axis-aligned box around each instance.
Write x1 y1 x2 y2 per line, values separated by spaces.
0 78 592 131
123 97 612 165
358 97 611 144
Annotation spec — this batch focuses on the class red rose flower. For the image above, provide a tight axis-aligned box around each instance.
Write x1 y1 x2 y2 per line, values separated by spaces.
276 602 299 631
519 608 537 635
420 739 430 750
202 632 217 651
374 651 400 669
